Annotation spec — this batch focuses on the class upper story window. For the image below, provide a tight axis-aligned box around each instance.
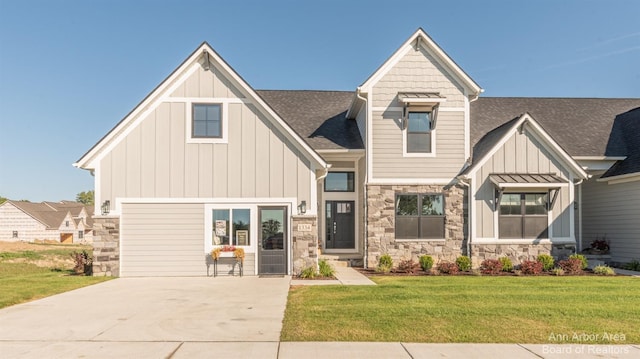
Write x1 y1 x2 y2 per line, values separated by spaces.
406 111 432 153
192 104 222 138
324 172 355 192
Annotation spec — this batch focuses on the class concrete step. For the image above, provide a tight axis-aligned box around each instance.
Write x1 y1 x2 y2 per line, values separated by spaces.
320 258 349 267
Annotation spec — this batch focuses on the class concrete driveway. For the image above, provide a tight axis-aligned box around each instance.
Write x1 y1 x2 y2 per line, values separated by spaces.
0 276 290 358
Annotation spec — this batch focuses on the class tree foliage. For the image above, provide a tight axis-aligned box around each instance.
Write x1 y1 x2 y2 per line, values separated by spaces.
76 190 95 205
0 196 6 205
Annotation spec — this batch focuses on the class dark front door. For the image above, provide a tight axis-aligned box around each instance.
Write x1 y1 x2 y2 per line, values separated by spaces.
325 201 355 249
258 206 287 274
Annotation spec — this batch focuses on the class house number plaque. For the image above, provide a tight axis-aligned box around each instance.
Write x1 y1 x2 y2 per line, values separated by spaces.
297 224 312 232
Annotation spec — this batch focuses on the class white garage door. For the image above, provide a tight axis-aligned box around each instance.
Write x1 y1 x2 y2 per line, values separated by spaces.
120 203 206 277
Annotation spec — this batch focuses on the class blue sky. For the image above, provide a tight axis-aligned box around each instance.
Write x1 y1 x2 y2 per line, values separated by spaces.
1 0 639 202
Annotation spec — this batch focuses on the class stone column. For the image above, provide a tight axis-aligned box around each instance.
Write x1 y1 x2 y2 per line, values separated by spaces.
291 215 318 275
91 216 120 276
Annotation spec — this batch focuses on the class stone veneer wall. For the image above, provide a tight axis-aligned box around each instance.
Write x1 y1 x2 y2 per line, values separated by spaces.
470 243 576 268
291 216 318 275
92 217 120 276
366 184 466 268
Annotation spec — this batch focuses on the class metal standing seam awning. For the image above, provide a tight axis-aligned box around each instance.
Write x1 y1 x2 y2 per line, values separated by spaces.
489 173 568 210
397 92 447 130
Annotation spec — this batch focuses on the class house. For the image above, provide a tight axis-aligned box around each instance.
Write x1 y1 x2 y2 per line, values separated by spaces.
75 28 640 277
0 200 94 243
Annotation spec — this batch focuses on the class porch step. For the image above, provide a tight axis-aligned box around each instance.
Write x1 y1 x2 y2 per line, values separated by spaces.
319 255 350 267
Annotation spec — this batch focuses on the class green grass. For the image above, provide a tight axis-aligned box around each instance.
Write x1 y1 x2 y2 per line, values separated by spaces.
282 276 640 343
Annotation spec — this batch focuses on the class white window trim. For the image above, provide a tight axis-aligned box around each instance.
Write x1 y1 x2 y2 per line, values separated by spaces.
402 122 436 158
204 204 258 255
186 101 229 144
493 191 552 241
322 167 359 254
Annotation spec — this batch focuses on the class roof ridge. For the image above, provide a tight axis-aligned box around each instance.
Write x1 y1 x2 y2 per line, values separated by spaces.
256 89 354 93
477 96 640 100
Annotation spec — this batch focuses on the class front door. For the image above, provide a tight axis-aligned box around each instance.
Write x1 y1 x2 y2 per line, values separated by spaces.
325 201 355 249
258 206 288 274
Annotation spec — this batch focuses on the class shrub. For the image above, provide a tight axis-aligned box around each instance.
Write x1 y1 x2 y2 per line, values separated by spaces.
569 254 588 270
299 266 317 279
499 257 513 272
558 258 583 274
318 259 335 277
436 261 459 275
376 254 393 273
397 259 420 274
520 260 543 275
455 256 472 272
593 265 615 276
536 254 555 272
480 259 502 275
70 250 92 276
551 267 565 276
419 255 434 271
623 259 640 271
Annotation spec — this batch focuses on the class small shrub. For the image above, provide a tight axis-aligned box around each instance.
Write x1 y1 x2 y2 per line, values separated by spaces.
520 260 543 275
318 259 335 277
551 267 565 276
397 259 420 274
480 259 502 275
299 266 317 279
376 254 393 273
499 257 513 272
419 255 434 271
593 265 615 276
558 258 584 274
455 255 471 272
536 254 555 272
70 250 92 276
623 259 640 271
569 254 588 270
436 261 459 275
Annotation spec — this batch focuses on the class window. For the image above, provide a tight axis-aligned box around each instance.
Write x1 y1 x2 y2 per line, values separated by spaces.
395 193 445 239
65 221 69 227
499 193 548 239
78 231 84 239
212 208 251 246
324 172 355 192
406 112 432 153
192 104 222 138
12 231 18 238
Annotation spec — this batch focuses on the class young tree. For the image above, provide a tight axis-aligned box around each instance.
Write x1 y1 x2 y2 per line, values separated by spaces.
0 196 6 205
76 190 95 205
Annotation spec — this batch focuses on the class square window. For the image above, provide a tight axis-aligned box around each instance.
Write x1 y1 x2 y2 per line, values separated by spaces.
192 104 222 138
324 172 355 192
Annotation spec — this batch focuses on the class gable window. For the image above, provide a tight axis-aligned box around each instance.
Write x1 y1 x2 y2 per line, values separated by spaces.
499 193 548 239
395 193 445 239
406 112 432 153
65 221 69 227
192 103 222 138
324 172 355 192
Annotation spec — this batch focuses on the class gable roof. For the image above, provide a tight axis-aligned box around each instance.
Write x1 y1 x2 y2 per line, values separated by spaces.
5 200 93 229
74 42 327 170
600 107 640 178
257 90 364 150
460 113 588 180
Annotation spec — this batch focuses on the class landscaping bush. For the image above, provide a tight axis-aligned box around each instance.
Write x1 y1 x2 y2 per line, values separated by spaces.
436 261 459 275
455 255 471 272
299 266 317 279
419 255 434 271
558 258 584 274
397 259 420 274
480 259 502 275
551 267 565 276
499 257 513 272
593 265 615 276
623 259 640 271
520 260 543 275
536 254 555 272
376 254 393 273
70 250 92 276
569 254 588 270
318 259 335 277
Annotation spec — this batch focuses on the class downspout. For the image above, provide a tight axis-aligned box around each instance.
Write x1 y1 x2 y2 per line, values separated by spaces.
356 87 369 269
457 176 472 263
573 178 585 253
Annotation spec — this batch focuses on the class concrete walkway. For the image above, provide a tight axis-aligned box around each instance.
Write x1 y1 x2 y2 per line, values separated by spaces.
290 265 376 286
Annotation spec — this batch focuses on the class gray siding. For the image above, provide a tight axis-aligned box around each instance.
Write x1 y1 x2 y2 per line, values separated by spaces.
581 177 640 263
355 105 366 147
474 130 572 239
100 65 312 211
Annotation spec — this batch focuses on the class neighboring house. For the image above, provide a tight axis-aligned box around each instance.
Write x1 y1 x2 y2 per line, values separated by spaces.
0 200 94 243
75 28 640 277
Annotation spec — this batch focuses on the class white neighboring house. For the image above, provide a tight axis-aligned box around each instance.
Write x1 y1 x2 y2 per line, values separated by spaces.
0 200 94 243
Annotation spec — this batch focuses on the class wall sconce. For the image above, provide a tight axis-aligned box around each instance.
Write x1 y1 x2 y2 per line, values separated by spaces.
101 200 110 216
299 201 307 215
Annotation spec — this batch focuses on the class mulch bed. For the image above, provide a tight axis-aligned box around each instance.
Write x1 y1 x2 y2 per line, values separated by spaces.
356 268 609 277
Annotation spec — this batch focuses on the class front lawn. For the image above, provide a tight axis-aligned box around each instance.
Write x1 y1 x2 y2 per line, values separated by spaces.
282 276 640 343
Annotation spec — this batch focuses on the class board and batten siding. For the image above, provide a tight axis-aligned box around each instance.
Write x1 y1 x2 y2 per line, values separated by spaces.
99 65 312 212
371 110 465 178
474 130 572 239
581 177 640 263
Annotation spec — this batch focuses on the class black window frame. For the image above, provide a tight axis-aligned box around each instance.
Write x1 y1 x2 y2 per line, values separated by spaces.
324 171 355 192
192 103 222 139
12 231 18 238
498 192 549 239
406 111 432 153
395 193 445 239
